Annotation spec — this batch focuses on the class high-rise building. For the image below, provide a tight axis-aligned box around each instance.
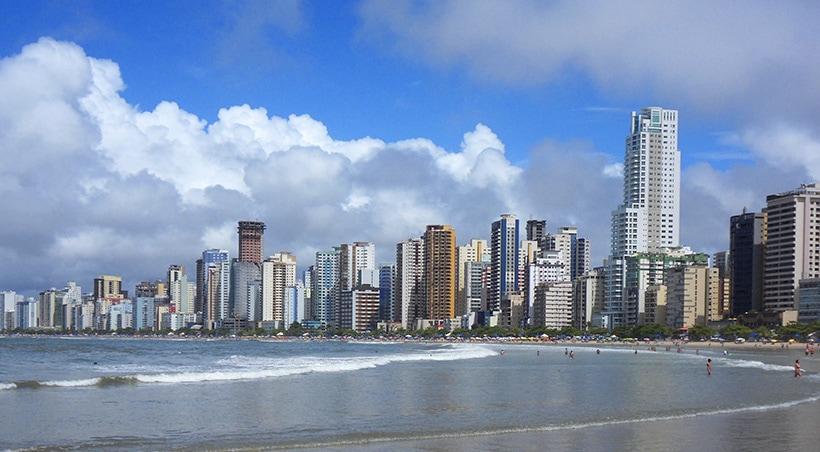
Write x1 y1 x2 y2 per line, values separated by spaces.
378 263 396 321
237 221 266 263
167 265 194 315
197 249 230 329
232 221 265 322
490 214 519 312
464 260 491 313
313 248 340 329
764 184 820 312
423 225 457 321
526 251 569 327
729 211 766 316
573 268 605 330
665 264 719 328
396 237 425 330
283 283 307 327
261 252 297 325
605 107 681 328
457 239 490 316
542 227 590 281
339 242 376 291
526 219 547 242
712 251 731 320
93 275 123 300
610 107 681 257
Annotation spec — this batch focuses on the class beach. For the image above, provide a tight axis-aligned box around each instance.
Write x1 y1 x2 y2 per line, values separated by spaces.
1 336 817 451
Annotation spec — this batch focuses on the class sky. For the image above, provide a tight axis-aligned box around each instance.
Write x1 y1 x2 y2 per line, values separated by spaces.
1 0 820 297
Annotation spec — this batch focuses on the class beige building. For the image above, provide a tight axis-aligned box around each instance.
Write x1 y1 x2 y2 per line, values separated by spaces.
261 252 297 324
643 285 667 325
665 265 719 328
764 184 820 312
457 239 490 316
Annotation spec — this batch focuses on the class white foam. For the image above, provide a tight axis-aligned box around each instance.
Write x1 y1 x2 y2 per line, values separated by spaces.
719 358 794 372
0 382 16 390
39 378 101 388
134 344 497 385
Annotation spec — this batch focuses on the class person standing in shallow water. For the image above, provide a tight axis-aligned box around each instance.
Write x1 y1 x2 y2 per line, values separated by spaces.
795 359 802 377
706 359 712 375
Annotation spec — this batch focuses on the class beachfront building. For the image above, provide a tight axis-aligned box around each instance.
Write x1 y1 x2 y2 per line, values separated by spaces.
665 264 719 329
526 219 547 242
237 220 266 263
573 268 605 330
396 237 425 330
1 291 20 331
797 279 820 324
457 239 490 317
261 252 297 327
168 269 195 315
542 227 591 282
729 210 766 316
712 251 731 321
643 285 667 325
339 285 380 333
527 251 573 328
197 249 231 329
283 283 307 327
623 249 709 325
423 225 457 322
338 242 376 292
531 281 573 328
16 298 37 329
72 301 95 331
38 289 60 329
94 275 124 299
312 248 340 330
604 107 681 328
378 263 396 322
464 260 491 314
763 184 820 313
490 214 519 313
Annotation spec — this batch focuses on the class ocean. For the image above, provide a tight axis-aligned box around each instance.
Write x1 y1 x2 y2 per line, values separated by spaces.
0 336 817 451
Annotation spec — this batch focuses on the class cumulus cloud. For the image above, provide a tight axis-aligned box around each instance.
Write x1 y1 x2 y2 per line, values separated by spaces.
0 37 559 294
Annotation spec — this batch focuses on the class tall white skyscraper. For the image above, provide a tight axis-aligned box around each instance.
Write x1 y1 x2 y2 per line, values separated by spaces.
605 107 681 328
611 107 681 257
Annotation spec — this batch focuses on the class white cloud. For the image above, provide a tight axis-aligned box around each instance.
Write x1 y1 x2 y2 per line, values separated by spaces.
0 38 538 293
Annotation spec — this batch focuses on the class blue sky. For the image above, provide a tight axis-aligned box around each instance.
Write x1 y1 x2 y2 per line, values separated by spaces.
1 1 819 295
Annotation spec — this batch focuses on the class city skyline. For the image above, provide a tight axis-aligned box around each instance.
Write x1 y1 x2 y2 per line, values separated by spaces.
2 2 820 295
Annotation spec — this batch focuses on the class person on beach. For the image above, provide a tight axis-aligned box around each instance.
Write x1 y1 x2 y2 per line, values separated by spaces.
569 350 574 360
707 359 712 375
794 359 802 377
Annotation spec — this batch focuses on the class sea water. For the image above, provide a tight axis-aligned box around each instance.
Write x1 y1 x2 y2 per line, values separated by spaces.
0 336 817 451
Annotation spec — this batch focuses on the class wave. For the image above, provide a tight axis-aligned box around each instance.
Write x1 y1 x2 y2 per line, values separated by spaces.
0 344 497 390
719 357 797 372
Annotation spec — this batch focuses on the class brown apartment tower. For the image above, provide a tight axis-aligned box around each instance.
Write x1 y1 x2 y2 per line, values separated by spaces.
238 221 266 263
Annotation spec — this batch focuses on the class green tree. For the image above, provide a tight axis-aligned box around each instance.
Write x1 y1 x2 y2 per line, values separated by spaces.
720 324 752 340
687 325 713 341
611 325 633 339
286 322 304 336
